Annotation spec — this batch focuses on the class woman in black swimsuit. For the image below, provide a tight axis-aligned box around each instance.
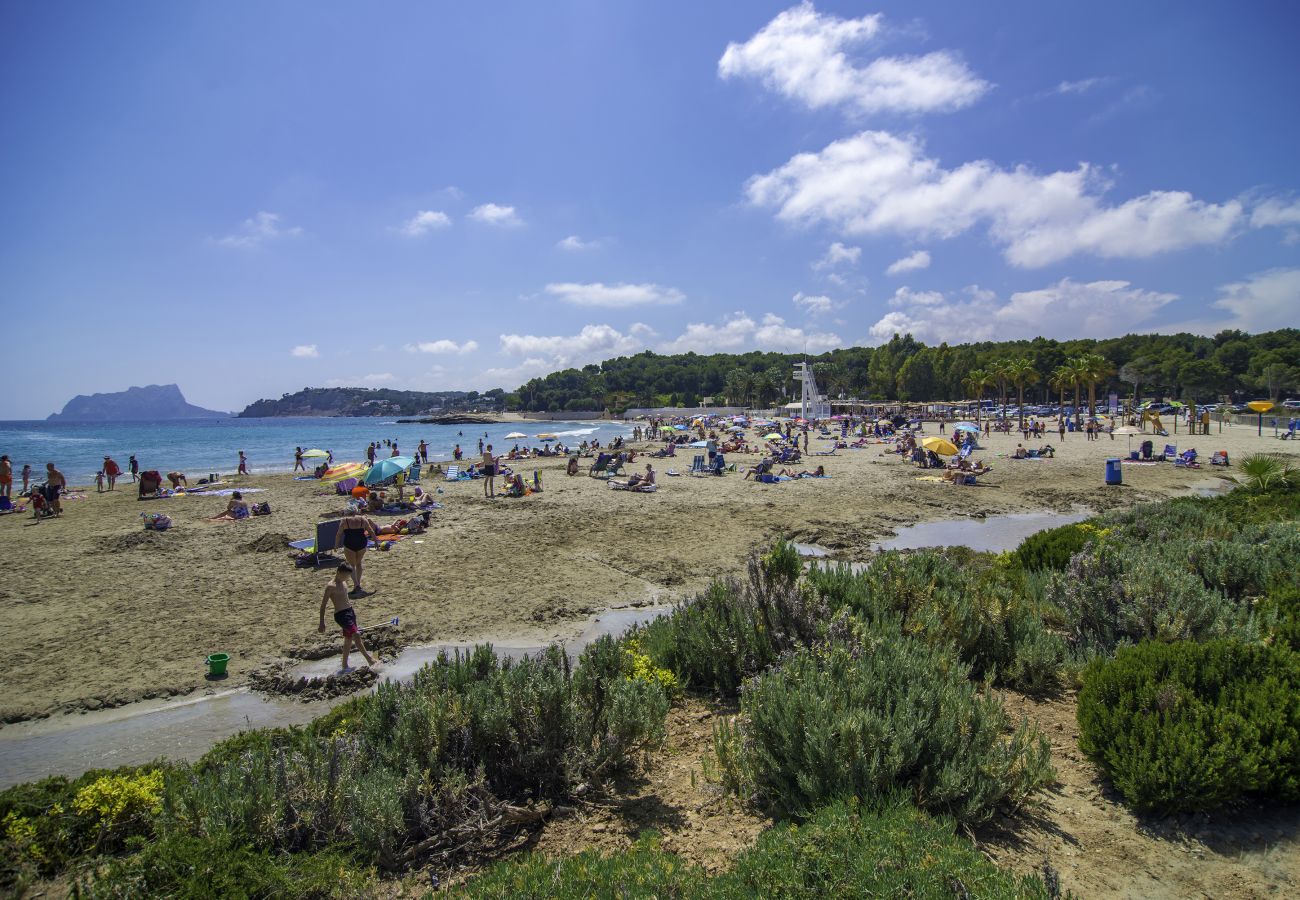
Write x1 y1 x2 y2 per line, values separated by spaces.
334 514 376 596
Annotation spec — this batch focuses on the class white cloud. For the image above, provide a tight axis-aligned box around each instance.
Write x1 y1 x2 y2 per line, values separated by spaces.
326 373 397 387
746 130 1245 267
1055 77 1106 95
404 339 480 355
557 234 603 251
1209 268 1300 333
812 241 861 270
659 312 842 354
498 324 649 365
793 291 837 314
869 278 1178 345
290 344 319 358
216 211 302 249
544 281 685 308
399 210 451 236
469 203 523 227
886 249 931 275
1250 197 1300 229
719 2 988 117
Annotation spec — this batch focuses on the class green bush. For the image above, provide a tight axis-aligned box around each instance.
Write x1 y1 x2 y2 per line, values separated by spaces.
634 551 841 696
806 551 1065 692
76 832 370 899
0 764 169 889
1261 586 1300 652
163 640 670 870
453 800 1056 899
712 636 1053 824
1077 639 1300 812
1048 542 1255 653
1012 522 1096 572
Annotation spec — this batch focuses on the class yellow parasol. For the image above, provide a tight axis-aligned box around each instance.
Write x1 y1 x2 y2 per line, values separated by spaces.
321 462 368 483
920 436 959 456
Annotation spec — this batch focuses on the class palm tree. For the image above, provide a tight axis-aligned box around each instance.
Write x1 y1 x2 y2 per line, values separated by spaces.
1064 357 1089 428
1006 358 1040 431
963 368 991 423
1049 366 1074 429
988 360 1012 423
725 369 754 409
1078 353 1115 419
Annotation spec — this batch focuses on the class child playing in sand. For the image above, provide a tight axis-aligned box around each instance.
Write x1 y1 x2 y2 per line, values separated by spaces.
318 563 377 670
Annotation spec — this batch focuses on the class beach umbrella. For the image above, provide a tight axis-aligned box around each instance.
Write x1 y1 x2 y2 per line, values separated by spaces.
536 433 558 441
321 462 367 482
921 437 959 456
954 423 980 432
363 456 415 486
729 425 745 432
302 449 329 458
505 432 527 440
1112 424 1142 451
763 432 783 441
689 440 709 448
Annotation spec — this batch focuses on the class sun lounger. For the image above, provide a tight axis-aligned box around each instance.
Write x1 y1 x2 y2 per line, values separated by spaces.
444 465 461 481
608 479 657 492
687 454 707 476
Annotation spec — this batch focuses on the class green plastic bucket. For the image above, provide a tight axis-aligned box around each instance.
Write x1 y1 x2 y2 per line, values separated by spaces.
206 653 230 677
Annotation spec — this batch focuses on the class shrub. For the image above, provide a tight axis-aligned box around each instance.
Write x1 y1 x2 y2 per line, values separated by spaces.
1048 542 1254 653
634 551 841 696
1012 522 1099 572
164 640 670 870
1077 639 1300 812
77 832 370 899
806 551 1065 692
452 800 1056 899
0 764 169 888
712 636 1053 824
1226 453 1299 492
1261 586 1300 652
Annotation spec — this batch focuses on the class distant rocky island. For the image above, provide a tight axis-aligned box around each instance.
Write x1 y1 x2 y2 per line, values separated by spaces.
47 384 228 422
237 386 506 418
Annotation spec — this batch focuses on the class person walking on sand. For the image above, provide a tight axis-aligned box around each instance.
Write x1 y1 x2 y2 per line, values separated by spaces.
1058 416 1066 441
0 455 11 499
43 462 66 516
482 444 497 498
294 447 305 472
237 450 249 475
318 563 376 671
128 455 138 483
103 455 121 490
334 512 377 597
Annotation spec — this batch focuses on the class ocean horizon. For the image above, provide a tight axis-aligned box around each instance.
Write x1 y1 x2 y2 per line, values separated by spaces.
0 417 634 484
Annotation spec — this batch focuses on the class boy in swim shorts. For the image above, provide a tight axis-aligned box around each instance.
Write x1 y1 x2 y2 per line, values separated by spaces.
318 563 377 670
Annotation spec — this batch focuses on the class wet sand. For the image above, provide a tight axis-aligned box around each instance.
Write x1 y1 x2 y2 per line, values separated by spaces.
2 421 1294 726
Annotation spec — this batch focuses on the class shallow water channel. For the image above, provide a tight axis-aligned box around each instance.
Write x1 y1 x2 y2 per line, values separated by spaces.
0 606 671 788
2 511 1091 787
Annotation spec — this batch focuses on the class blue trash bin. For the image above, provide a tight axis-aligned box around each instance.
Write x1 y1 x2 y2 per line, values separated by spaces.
1105 458 1122 485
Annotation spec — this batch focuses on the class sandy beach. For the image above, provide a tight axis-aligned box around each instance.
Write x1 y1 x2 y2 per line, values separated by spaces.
2 421 1296 725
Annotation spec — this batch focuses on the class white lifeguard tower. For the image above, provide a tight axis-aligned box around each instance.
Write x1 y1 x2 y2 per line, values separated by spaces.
793 361 831 420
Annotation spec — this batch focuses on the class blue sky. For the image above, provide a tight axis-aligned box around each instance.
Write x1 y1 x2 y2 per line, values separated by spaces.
2 0 1298 417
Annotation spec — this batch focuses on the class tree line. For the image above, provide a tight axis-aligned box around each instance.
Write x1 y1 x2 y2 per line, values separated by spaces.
503 329 1300 414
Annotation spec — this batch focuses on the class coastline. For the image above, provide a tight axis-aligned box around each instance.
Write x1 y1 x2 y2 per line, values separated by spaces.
1 425 1292 728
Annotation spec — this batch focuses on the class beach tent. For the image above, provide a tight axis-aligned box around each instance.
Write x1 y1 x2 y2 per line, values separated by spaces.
363 456 415 486
921 437 959 456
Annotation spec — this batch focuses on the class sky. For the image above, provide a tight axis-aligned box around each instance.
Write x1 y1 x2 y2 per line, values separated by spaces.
2 1 1299 418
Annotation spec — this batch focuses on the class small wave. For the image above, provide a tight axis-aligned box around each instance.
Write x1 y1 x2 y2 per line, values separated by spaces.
551 427 598 437
20 433 98 443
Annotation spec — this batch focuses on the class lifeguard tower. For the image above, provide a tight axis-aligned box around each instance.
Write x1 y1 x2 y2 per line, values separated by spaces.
793 361 831 421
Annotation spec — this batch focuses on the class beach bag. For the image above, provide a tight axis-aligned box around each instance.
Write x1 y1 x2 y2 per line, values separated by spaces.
252 501 272 516
143 513 172 530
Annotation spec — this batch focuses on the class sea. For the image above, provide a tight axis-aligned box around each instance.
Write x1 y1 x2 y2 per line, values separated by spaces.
0 418 636 484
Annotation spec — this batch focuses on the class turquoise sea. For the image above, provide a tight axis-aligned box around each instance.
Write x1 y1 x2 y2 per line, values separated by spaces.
0 418 634 484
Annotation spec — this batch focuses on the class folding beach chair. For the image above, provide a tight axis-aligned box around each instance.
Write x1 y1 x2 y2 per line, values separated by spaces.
290 519 342 567
1162 444 1177 461
588 453 611 477
406 462 421 484
603 457 624 479
444 465 461 481
687 454 707 476
1175 449 1199 468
